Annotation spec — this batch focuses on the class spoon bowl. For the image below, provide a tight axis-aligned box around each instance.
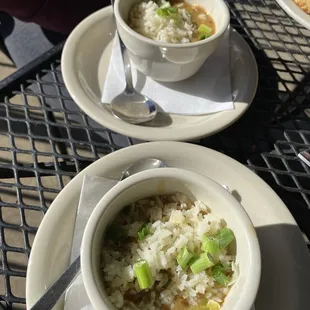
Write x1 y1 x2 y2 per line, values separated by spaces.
111 90 157 125
120 157 167 180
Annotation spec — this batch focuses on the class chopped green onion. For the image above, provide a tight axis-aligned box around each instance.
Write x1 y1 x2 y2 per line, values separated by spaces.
213 262 225 272
188 254 199 266
214 227 235 249
212 263 230 287
133 260 153 289
167 7 178 13
157 7 178 17
137 223 149 240
177 246 193 269
201 236 220 256
190 253 214 274
200 34 207 40
198 24 212 36
156 8 167 17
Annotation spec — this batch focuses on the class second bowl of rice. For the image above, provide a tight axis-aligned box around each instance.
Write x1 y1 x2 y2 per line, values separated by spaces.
81 167 261 310
114 0 230 82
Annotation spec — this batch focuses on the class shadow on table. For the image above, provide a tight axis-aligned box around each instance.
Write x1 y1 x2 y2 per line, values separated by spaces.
27 80 144 149
203 0 310 159
202 42 282 156
255 224 310 309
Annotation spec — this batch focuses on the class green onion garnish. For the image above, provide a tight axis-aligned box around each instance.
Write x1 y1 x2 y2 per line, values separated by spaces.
133 260 153 289
188 254 199 266
157 7 178 17
201 236 220 256
212 263 230 287
190 253 214 274
177 246 193 269
156 8 166 16
198 24 212 36
167 7 178 13
212 262 225 272
214 228 235 249
137 223 149 240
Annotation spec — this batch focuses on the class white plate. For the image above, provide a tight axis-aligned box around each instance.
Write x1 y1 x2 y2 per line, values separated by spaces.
276 0 310 30
26 142 310 310
61 6 258 141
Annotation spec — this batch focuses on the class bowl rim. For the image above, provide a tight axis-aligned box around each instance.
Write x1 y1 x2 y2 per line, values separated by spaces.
114 0 230 48
81 167 261 310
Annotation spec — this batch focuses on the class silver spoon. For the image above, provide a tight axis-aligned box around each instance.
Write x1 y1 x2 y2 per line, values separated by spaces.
110 2 157 124
29 157 167 310
120 157 167 180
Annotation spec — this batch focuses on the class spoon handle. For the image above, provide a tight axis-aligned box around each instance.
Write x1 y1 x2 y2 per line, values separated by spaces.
118 34 135 94
29 256 81 310
110 0 135 94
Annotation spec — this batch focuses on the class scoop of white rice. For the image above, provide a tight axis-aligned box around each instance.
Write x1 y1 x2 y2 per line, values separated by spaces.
102 193 236 310
129 0 197 43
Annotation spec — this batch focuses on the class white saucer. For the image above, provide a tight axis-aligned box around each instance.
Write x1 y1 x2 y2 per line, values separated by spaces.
61 6 258 141
276 0 310 30
26 142 310 310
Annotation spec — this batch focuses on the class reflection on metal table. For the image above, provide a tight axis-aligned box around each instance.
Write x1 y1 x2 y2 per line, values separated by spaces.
0 0 310 309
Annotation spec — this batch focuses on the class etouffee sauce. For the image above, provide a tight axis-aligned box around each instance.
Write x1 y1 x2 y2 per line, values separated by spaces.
171 0 216 41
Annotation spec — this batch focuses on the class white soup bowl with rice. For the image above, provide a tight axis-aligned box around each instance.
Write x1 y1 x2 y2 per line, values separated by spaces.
114 0 230 82
81 168 261 310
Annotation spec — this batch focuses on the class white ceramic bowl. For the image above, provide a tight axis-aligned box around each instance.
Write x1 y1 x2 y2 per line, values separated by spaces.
115 0 230 82
276 0 310 31
81 168 261 310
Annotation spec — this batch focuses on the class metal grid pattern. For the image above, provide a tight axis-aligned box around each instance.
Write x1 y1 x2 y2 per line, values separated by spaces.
0 0 310 308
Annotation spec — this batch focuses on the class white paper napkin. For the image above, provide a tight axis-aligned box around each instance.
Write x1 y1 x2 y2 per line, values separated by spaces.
102 30 233 115
64 175 118 310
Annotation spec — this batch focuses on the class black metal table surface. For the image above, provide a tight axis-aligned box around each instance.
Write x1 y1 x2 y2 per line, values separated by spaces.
1 0 310 309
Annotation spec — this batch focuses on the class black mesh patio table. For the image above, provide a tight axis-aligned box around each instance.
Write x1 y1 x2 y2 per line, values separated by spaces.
1 0 310 309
